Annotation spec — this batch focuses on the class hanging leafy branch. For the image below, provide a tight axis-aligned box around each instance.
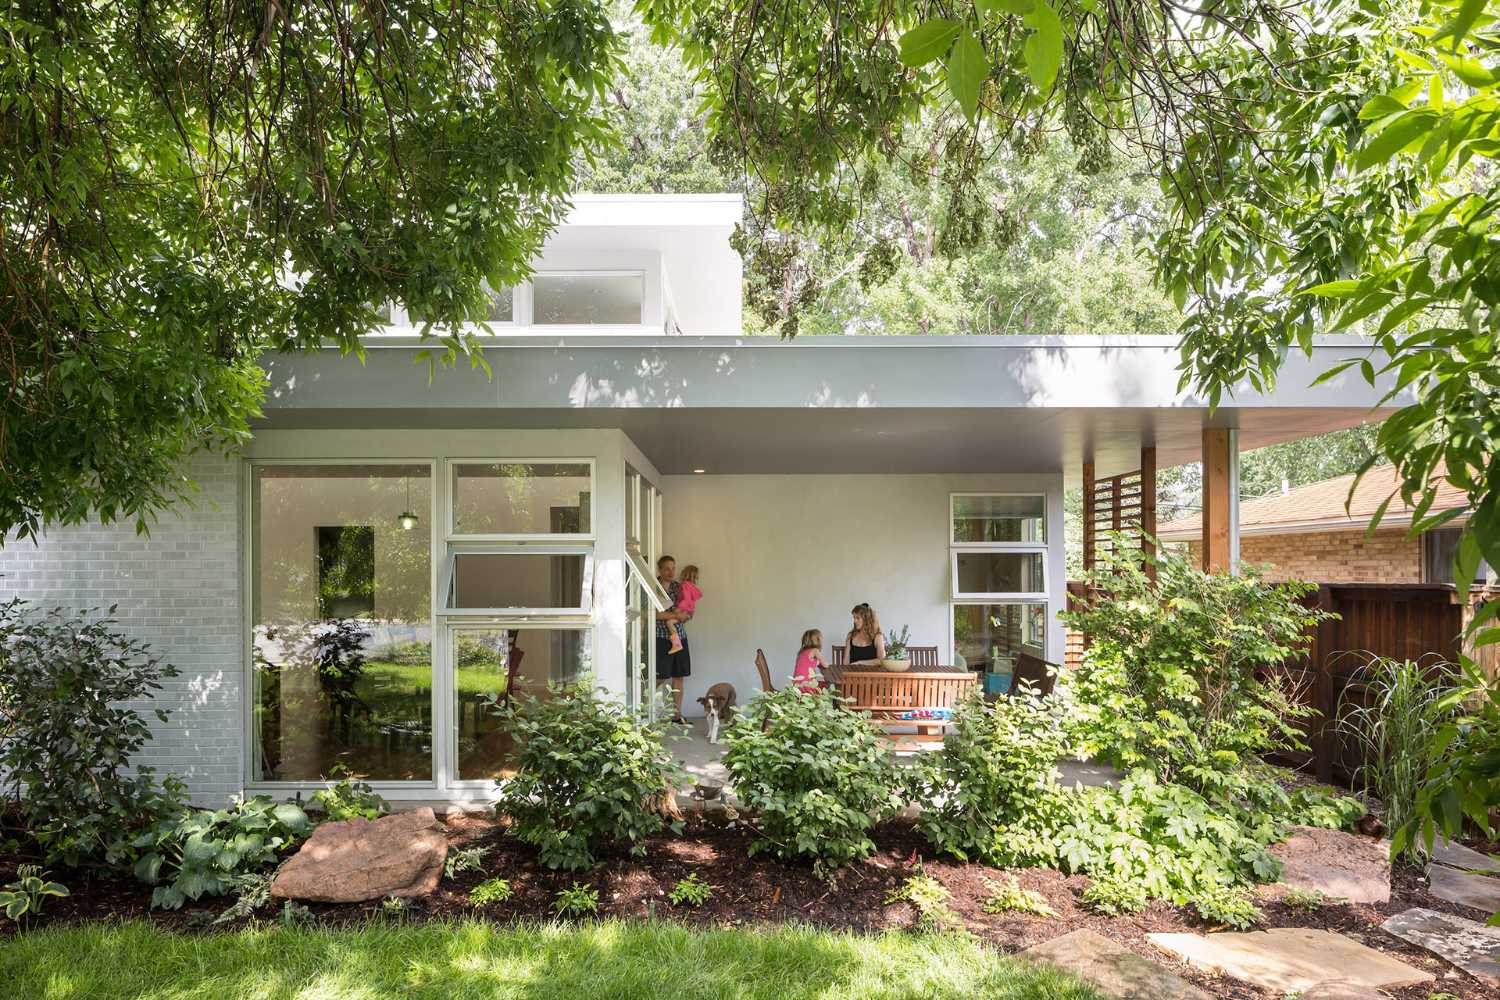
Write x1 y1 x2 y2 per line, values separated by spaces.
0 0 619 540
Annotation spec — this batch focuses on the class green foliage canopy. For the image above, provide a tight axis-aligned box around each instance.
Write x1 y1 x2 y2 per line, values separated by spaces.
1 0 617 540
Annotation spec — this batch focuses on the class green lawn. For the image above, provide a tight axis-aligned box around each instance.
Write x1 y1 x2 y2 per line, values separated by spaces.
1 919 1102 1000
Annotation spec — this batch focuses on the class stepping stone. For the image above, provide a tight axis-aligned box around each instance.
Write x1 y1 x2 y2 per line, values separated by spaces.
1431 838 1499 873
1427 863 1500 913
1382 906 1500 984
1147 927 1434 993
1301 979 1387 1000
272 807 448 903
1269 825 1390 904
1025 929 1210 1000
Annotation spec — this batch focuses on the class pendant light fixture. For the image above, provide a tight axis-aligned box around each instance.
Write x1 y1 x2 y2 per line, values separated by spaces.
397 473 418 531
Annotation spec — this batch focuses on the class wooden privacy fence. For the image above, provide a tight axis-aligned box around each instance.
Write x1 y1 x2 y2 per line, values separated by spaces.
1289 584 1466 783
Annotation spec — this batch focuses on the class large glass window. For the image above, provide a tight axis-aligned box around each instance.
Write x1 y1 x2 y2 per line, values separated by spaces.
952 494 1046 543
452 462 592 535
252 465 433 782
533 272 643 325
953 603 1047 674
452 627 592 781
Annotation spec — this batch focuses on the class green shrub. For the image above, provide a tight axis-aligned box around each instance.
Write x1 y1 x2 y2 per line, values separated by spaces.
909 691 1071 866
1338 655 1457 851
308 768 390 821
1282 886 1342 912
132 796 312 910
0 599 182 864
552 882 599 917
470 877 514 906
885 871 961 932
666 872 712 907
1061 547 1330 794
723 687 903 878
0 865 68 923
494 680 685 870
981 876 1055 917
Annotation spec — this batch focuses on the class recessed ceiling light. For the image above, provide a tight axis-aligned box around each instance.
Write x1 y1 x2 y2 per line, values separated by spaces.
692 468 706 474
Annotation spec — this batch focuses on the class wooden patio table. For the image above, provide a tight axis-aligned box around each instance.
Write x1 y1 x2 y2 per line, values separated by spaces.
823 663 977 741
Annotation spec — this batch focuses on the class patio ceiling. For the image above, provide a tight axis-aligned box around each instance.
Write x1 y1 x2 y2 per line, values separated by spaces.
257 334 1403 480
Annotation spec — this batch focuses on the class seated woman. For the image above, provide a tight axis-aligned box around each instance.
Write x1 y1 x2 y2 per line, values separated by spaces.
846 603 886 665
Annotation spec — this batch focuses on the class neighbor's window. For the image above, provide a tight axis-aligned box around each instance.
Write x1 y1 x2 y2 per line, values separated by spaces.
442 549 593 615
251 464 433 782
952 494 1046 543
1423 526 1495 586
533 272 643 325
451 462 592 535
952 602 1047 673
452 627 592 780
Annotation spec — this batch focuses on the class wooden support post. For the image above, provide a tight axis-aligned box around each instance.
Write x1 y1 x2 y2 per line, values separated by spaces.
1201 428 1234 572
1140 445 1157 580
1082 460 1097 573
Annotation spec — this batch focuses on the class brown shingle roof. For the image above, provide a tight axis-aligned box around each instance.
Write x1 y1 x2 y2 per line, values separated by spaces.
1157 463 1471 540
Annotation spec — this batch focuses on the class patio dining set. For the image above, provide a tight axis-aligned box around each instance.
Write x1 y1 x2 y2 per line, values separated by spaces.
754 643 1059 743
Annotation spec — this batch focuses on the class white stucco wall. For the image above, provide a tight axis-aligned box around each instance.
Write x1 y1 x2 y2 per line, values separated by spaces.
660 473 1066 709
0 453 245 804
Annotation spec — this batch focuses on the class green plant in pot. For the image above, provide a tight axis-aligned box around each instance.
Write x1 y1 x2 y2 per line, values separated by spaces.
883 625 911 672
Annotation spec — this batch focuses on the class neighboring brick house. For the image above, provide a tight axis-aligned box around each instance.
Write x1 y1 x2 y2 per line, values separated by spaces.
1158 464 1483 585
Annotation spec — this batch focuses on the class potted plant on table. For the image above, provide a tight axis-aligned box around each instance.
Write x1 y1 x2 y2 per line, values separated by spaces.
883 625 912 672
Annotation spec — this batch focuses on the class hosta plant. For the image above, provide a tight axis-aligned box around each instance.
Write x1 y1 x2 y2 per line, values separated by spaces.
133 796 312 910
0 865 68 923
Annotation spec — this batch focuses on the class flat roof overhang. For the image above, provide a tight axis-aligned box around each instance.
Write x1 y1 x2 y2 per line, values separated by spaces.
256 335 1405 480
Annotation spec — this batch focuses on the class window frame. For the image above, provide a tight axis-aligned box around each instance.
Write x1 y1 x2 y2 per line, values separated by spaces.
438 542 595 622
949 491 1048 547
446 621 595 788
244 457 440 791
949 549 1048 600
530 269 646 327
445 457 596 542
384 282 523 331
949 600 1049 667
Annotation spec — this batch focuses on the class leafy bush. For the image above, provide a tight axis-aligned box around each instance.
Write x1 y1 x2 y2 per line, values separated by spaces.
308 768 390 821
494 680 685 870
552 882 599 917
723 687 903 878
1061 548 1330 794
981 876 1055 917
132 796 312 910
909 692 1071 866
445 845 491 880
1338 655 1457 851
667 872 712 907
470 877 514 906
0 599 182 864
0 865 68 923
1282 886 1341 912
885 871 960 932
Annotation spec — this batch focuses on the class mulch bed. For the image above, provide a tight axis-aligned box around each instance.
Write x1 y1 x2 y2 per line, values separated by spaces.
4 811 1497 999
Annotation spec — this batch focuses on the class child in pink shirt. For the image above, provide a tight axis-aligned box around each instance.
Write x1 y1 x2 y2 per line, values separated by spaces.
793 628 829 693
668 564 702 653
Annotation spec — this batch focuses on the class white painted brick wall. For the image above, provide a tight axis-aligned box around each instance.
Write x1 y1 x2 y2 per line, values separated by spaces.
0 453 245 804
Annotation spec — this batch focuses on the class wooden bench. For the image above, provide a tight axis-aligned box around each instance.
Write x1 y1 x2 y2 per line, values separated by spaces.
830 666 977 742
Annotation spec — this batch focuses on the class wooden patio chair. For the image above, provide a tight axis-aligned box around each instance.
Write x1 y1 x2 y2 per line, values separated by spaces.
1008 652 1059 698
831 644 847 665
906 645 939 667
755 648 776 693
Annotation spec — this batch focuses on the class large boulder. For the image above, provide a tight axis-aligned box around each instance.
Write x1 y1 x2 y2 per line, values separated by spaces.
1268 825 1390 904
272 807 448 903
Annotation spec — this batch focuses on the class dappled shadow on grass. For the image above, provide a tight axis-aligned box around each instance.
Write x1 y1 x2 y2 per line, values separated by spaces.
1 918 1104 1000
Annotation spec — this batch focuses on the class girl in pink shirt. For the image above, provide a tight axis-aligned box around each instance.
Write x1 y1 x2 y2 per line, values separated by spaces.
793 628 829 693
668 564 702 653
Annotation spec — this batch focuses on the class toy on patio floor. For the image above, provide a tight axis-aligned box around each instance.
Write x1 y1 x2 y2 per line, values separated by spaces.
898 708 953 722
